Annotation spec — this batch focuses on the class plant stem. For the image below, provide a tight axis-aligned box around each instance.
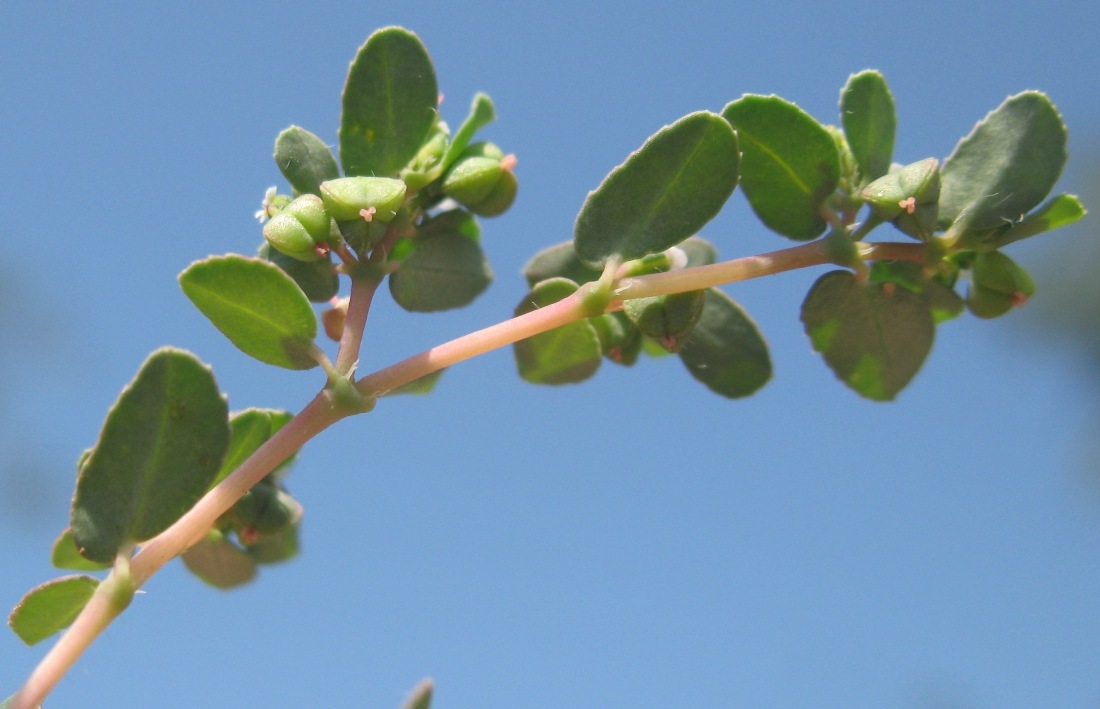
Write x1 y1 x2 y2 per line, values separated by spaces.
11 393 344 709
335 269 379 375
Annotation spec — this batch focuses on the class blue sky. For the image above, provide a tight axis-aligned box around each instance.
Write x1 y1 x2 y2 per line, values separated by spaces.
2 2 1099 707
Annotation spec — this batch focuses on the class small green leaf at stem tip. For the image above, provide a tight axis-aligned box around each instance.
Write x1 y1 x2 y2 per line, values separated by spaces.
513 278 602 385
678 289 771 399
801 270 934 401
442 92 497 169
9 575 100 645
340 27 439 178
70 348 230 563
51 528 110 571
574 111 739 268
938 91 1067 231
389 232 493 312
840 70 896 184
722 94 840 240
274 126 340 197
180 255 319 370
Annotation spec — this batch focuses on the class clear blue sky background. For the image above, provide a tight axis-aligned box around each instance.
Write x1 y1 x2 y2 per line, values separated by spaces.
2 2 1099 707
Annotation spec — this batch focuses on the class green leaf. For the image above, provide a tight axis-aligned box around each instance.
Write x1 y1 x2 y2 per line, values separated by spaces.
722 95 840 240
954 193 1086 252
441 93 496 171
679 235 718 267
514 278 602 384
274 126 340 197
522 240 602 288
245 523 300 565
340 27 439 178
382 369 444 396
574 111 739 268
181 531 257 590
258 242 339 303
400 678 434 709
51 528 110 571
939 92 1067 231
213 408 293 487
840 71 896 184
9 575 99 645
180 255 319 370
71 348 230 563
801 271 934 401
389 233 493 312
678 289 771 398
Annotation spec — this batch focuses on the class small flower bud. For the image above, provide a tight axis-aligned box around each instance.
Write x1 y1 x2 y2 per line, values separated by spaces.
967 251 1036 319
320 176 407 222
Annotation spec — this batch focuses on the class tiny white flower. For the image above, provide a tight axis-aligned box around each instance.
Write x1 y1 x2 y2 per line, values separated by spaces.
255 186 278 223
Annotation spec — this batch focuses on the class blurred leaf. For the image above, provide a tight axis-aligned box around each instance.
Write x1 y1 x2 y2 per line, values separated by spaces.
722 94 840 240
181 531 257 590
213 408 293 487
50 528 110 571
441 93 496 170
967 251 1036 319
389 233 493 312
955 193 1086 252
523 241 602 288
180 255 319 370
939 91 1067 231
400 678 434 709
574 112 739 267
840 70 895 184
71 348 229 563
678 289 771 398
514 278 601 384
340 27 439 178
382 369 444 396
9 575 99 645
678 235 718 267
801 270 934 400
274 126 340 197
258 242 339 303
245 523 301 565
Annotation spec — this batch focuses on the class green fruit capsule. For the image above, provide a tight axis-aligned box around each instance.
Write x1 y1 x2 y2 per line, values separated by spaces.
320 176 407 222
623 290 706 352
967 251 1035 319
263 212 323 262
860 158 941 240
231 483 303 537
441 141 517 217
280 194 330 242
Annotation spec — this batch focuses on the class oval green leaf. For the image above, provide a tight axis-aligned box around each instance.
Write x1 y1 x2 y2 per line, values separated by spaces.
389 233 493 312
51 528 110 571
340 27 439 178
522 240 602 288
70 348 230 563
9 575 99 645
513 278 602 384
213 408 293 487
274 126 340 197
678 289 771 398
722 95 840 240
939 91 1067 231
801 270 934 401
955 193 1085 252
574 111 739 268
180 255 319 370
840 70 896 184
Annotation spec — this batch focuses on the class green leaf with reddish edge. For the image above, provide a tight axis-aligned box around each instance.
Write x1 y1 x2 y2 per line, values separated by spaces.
840 71 896 184
574 111 739 268
274 126 340 197
9 575 99 645
180 255 319 370
678 289 771 398
389 233 493 312
212 408 293 487
181 530 257 590
954 193 1085 252
801 270 934 401
340 27 439 178
51 528 110 571
523 240 602 288
70 348 230 563
939 92 1067 231
514 278 601 384
722 95 840 240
